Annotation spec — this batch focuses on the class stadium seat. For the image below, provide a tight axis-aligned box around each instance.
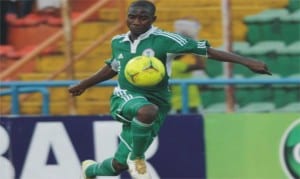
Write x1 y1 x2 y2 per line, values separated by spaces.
237 41 286 77
273 86 299 108
277 41 300 76
288 0 300 12
204 102 226 113
280 9 300 44
276 102 300 112
202 87 225 108
217 41 251 53
207 42 250 77
0 45 14 57
239 41 285 57
235 74 281 107
36 55 65 73
238 102 275 113
204 102 239 113
273 73 299 108
75 22 115 41
244 9 289 44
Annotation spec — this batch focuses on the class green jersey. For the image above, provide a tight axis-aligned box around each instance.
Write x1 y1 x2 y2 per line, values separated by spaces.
106 26 210 104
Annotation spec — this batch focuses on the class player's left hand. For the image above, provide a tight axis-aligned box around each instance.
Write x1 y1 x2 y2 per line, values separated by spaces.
246 60 272 75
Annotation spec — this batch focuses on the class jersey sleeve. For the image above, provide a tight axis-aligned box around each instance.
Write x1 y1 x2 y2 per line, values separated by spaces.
105 56 120 72
158 31 210 57
105 40 119 72
104 58 112 67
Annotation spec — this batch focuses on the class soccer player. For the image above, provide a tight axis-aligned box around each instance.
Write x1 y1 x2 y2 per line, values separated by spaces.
68 1 271 179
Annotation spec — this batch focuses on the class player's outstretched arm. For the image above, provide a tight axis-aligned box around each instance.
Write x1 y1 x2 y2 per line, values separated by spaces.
207 47 272 75
68 65 118 96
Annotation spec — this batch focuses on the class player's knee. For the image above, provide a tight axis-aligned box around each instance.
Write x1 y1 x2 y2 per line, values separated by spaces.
136 104 158 124
112 159 128 174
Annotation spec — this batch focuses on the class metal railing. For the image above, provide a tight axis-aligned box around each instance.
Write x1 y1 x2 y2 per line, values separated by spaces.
0 87 50 115
1 77 299 115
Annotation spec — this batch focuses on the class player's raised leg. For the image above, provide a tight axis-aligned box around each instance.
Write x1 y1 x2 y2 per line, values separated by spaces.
81 158 117 179
81 160 96 179
81 157 129 179
80 124 134 179
127 104 158 179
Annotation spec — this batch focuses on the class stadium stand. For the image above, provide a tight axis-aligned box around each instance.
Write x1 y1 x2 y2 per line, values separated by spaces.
244 8 300 45
244 9 289 44
2 0 299 115
236 74 280 112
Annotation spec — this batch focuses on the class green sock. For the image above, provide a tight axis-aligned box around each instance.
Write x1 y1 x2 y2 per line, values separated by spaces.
131 118 153 159
85 158 117 177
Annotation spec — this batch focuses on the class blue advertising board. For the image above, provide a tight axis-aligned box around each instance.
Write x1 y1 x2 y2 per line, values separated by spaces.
0 115 206 179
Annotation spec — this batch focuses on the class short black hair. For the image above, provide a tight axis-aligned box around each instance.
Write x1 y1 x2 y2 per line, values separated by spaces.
129 0 156 16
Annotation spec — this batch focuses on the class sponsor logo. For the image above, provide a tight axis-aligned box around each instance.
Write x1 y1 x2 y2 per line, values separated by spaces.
0 115 206 179
280 119 300 179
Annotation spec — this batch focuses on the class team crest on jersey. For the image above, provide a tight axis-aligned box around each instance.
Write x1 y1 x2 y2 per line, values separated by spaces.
142 48 155 57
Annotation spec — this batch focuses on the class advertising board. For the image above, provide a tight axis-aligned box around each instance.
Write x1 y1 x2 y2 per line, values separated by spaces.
205 113 300 179
0 115 206 179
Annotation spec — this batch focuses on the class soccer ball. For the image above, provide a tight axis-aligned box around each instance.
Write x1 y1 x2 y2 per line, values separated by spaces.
124 56 165 87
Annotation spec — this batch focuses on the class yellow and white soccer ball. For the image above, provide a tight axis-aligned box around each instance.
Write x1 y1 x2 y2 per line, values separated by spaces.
124 56 165 87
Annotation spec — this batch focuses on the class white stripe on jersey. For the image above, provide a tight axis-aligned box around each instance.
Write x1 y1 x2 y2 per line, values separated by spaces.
197 41 207 49
154 31 187 46
123 92 133 101
119 135 132 151
153 31 187 46
112 34 126 40
164 31 188 43
113 87 148 103
114 88 133 101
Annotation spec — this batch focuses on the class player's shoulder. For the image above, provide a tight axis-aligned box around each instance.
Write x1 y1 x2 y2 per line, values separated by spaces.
152 28 177 35
151 28 188 45
111 33 127 42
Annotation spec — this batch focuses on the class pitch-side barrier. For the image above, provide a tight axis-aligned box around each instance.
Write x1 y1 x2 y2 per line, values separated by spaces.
1 77 299 115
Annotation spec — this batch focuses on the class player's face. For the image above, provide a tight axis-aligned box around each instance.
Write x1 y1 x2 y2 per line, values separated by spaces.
127 6 156 38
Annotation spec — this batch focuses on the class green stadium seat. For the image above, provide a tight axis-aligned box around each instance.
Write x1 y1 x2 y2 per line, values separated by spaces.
244 9 289 44
280 9 300 44
237 41 286 77
202 75 233 107
217 41 251 54
277 41 300 76
273 73 300 108
288 0 300 12
240 41 285 57
233 41 251 54
205 59 223 77
208 41 251 77
204 102 239 113
277 102 300 112
288 73 300 79
273 87 299 108
238 102 275 113
235 74 281 107
202 87 225 108
204 102 227 113
202 74 245 108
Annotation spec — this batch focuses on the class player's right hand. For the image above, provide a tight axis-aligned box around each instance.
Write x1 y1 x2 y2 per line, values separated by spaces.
68 84 86 96
246 60 272 75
